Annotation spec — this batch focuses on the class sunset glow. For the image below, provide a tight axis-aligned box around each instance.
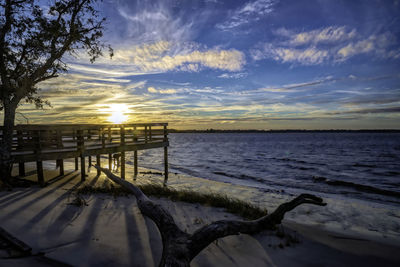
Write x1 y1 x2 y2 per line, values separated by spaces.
108 104 129 124
6 0 400 130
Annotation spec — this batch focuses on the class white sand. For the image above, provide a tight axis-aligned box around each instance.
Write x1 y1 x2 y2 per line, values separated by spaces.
1 160 399 266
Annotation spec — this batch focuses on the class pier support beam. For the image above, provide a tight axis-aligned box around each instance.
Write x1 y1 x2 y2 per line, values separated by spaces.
134 150 138 180
75 157 79 170
36 161 44 186
18 162 25 177
96 154 101 176
57 159 64 176
88 156 92 172
164 147 168 185
80 156 85 181
108 153 112 171
121 152 125 179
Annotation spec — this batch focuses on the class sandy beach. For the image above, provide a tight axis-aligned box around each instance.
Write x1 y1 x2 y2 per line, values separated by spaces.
1 160 400 266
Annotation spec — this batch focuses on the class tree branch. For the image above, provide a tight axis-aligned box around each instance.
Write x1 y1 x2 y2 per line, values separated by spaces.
0 0 14 85
95 164 327 266
188 194 326 259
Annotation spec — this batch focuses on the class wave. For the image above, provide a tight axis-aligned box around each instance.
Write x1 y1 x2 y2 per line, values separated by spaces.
352 163 377 168
272 157 325 166
372 171 400 177
312 176 400 198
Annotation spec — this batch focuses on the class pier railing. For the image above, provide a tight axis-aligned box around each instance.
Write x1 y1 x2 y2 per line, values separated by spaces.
0 123 169 185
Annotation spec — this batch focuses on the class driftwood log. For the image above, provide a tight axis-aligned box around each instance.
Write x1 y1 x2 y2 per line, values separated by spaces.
93 165 326 267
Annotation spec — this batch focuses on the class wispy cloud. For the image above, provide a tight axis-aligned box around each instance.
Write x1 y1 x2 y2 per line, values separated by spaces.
115 1 193 44
275 26 356 46
218 72 248 79
251 27 400 65
147 87 179 94
257 77 334 92
216 0 277 31
71 41 246 75
251 44 329 65
337 33 400 61
326 107 400 115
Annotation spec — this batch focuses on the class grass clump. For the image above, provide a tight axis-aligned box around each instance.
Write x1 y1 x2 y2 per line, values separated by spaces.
77 183 267 220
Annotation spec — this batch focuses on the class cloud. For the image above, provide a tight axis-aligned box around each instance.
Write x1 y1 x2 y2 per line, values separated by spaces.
218 72 248 79
257 77 334 92
148 87 178 94
327 107 400 115
216 0 277 31
337 33 400 61
115 1 193 44
251 44 329 65
275 26 356 46
116 41 246 72
147 87 158 93
251 27 400 65
72 41 246 75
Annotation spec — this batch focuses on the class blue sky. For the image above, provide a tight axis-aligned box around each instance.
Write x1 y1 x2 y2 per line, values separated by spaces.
18 0 400 129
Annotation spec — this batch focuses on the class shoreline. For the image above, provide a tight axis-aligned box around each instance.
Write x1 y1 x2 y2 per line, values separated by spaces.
168 129 400 133
1 162 400 265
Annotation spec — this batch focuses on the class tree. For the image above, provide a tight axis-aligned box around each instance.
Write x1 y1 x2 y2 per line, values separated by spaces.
94 165 327 267
0 0 112 184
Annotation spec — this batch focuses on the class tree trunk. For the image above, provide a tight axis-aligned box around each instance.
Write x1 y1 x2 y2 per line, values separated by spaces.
0 100 16 184
94 165 326 267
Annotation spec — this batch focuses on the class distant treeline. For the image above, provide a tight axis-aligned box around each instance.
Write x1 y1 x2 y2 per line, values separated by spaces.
168 129 400 133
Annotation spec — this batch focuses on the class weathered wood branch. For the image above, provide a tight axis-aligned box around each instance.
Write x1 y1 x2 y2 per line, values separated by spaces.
188 193 325 259
94 165 327 267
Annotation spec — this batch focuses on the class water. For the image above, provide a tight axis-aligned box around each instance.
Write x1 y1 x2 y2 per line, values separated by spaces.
130 133 400 205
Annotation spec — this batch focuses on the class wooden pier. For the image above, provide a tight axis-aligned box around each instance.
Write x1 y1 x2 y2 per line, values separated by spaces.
1 123 169 186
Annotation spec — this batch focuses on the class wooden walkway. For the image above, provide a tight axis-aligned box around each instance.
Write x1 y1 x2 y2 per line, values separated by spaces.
1 123 169 186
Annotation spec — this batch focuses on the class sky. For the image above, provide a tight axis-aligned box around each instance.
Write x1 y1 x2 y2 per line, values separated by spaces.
15 0 400 129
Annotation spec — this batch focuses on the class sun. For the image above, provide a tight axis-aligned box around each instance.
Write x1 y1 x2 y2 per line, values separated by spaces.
108 104 129 124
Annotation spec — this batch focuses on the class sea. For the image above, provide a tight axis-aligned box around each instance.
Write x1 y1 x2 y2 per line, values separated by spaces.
126 132 400 206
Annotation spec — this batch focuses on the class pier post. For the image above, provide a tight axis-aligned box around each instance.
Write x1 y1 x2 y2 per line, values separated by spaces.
56 130 64 176
108 127 112 171
149 126 152 141
37 161 44 186
88 156 92 172
133 127 138 179
120 126 125 180
73 130 78 170
77 130 85 181
80 156 85 181
19 162 25 177
164 147 168 185
57 159 64 176
35 130 45 186
96 154 101 176
99 128 105 176
163 125 168 185
17 130 25 176
134 150 138 179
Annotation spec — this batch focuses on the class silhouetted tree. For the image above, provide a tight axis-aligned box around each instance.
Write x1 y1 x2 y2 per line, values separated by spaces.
0 0 112 184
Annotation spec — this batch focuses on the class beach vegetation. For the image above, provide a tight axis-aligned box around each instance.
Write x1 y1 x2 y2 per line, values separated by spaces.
77 183 268 220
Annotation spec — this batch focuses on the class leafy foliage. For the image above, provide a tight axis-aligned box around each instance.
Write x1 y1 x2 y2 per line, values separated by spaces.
0 0 112 110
